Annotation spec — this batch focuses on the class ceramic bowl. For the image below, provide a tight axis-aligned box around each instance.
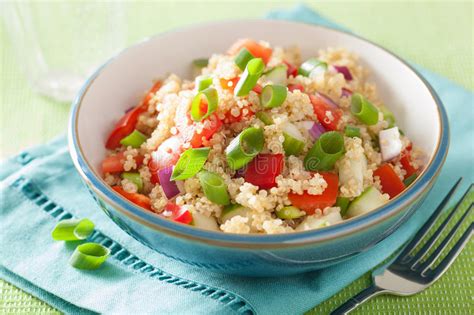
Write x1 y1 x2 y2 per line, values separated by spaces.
69 20 449 276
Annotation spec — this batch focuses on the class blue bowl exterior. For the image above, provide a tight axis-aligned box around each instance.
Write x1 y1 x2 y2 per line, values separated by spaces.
68 22 449 277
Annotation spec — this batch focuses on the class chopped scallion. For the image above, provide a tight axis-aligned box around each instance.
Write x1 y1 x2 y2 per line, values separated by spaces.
298 58 327 77
403 174 417 186
344 125 360 138
192 58 208 77
234 58 265 97
351 93 379 125
51 218 95 241
225 127 264 170
195 75 213 92
191 87 218 122
336 197 351 216
264 65 288 85
260 84 287 108
69 243 110 270
198 171 230 205
304 131 345 171
171 147 210 180
234 47 255 71
276 206 305 219
121 172 143 192
256 111 274 125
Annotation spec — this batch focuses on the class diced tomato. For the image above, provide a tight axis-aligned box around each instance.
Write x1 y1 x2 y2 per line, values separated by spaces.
101 153 144 174
227 39 273 64
105 81 162 150
373 164 405 199
309 94 342 131
244 154 284 190
164 202 193 224
405 143 413 152
252 84 263 94
112 186 152 210
141 80 162 107
224 105 255 124
220 77 240 93
190 113 223 148
283 60 298 77
288 172 339 215
400 153 418 178
288 84 305 93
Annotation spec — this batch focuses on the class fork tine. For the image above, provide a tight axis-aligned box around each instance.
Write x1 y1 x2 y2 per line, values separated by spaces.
408 185 473 266
425 222 473 280
417 204 473 273
397 178 463 262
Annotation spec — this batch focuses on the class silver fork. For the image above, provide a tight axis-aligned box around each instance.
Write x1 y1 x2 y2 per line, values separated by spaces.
331 179 473 314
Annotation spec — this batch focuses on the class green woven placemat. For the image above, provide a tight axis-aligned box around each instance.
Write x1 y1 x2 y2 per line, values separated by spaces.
1 1 473 314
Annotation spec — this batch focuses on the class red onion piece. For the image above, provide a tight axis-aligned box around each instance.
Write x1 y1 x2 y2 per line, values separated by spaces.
124 106 135 114
334 65 353 81
316 92 339 109
341 87 353 98
158 166 180 199
309 122 326 140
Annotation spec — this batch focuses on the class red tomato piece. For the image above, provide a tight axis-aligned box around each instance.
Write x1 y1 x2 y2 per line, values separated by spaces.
283 60 298 77
227 39 273 64
252 84 263 94
400 153 418 178
190 113 223 148
164 202 193 224
220 77 240 93
101 153 144 174
373 164 405 199
243 154 284 190
140 80 162 107
288 84 305 93
309 94 342 131
112 186 152 211
288 172 339 215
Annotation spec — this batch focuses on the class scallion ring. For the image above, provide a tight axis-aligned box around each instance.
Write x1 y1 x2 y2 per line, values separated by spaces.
276 206 305 219
298 58 327 77
120 130 147 148
69 243 110 270
191 87 218 122
195 75 213 92
351 93 379 125
336 197 351 216
344 125 360 138
121 172 143 192
171 147 210 180
234 47 255 71
304 131 345 171
51 218 95 241
234 58 265 97
255 111 274 125
225 127 264 170
198 171 230 205
260 85 287 108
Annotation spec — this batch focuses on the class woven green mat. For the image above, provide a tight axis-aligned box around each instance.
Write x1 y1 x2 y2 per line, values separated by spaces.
1 1 473 314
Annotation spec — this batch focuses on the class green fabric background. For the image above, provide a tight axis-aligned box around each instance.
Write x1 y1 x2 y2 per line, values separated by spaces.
0 1 472 314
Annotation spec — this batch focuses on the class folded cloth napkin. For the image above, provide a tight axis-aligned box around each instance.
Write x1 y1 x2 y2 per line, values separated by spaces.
1 5 473 315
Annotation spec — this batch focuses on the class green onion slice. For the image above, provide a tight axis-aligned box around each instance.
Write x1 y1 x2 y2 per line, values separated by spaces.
282 122 305 156
344 125 360 138
260 85 287 108
198 171 230 205
192 58 208 77
304 131 345 171
276 206 305 219
298 58 327 77
225 127 264 170
120 130 147 148
69 243 110 270
336 197 351 217
403 174 417 187
51 218 95 241
195 75 213 92
351 93 379 126
171 147 210 180
264 65 288 85
234 58 265 97
121 172 143 192
191 87 218 122
256 111 274 125
234 47 255 71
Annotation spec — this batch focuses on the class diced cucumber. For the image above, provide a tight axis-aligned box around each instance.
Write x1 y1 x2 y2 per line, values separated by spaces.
192 212 219 231
338 148 367 196
346 186 387 218
276 206 305 219
220 203 249 223
282 121 305 156
264 65 288 86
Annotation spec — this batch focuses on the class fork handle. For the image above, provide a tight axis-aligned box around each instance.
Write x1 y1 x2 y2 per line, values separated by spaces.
330 284 386 315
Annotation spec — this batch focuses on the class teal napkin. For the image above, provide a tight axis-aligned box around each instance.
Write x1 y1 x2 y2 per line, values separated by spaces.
1 5 473 315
